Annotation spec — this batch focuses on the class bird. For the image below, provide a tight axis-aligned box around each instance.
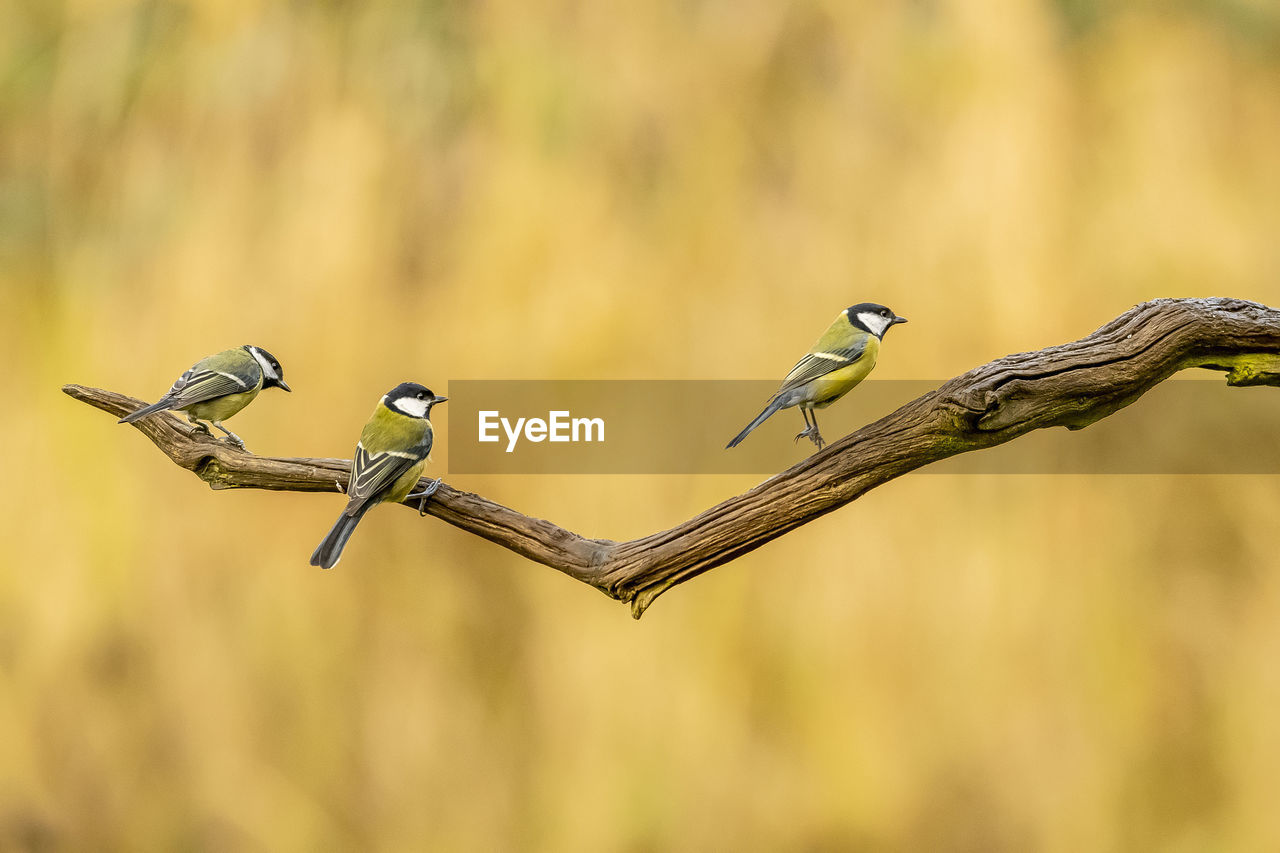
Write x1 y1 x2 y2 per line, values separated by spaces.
118 345 290 449
727 303 907 451
310 382 447 569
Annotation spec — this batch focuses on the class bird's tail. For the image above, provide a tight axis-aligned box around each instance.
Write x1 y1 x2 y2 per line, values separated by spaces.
118 399 173 424
309 503 373 569
726 398 785 448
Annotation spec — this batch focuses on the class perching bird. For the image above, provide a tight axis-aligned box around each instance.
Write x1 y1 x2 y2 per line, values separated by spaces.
118 345 290 449
309 382 447 569
727 303 907 451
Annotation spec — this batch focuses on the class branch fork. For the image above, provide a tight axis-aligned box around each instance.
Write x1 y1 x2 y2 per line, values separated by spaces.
65 298 1280 617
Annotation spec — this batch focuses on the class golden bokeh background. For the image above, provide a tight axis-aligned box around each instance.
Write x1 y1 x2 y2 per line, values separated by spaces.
4 0 1280 849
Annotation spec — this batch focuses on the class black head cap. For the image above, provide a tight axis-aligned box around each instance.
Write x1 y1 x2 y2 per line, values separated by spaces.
245 345 290 391
384 382 448 417
845 303 907 339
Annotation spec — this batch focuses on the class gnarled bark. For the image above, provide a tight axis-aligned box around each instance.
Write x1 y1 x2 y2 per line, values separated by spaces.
65 297 1280 617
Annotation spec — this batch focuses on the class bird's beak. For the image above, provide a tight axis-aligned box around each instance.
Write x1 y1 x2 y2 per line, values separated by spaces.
433 395 448 404
278 380 292 392
891 316 908 326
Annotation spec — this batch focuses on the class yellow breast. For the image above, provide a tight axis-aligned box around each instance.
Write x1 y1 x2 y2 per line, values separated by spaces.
183 386 262 422
806 348 879 409
387 458 429 505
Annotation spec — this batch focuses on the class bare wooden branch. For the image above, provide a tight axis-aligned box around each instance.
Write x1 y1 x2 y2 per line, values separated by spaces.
65 298 1280 617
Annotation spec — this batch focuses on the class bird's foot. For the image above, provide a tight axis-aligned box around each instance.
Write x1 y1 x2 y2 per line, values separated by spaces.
187 419 213 439
793 426 825 449
211 423 247 450
407 478 443 515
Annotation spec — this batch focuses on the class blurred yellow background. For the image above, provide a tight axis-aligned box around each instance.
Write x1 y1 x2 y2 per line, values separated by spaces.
4 0 1280 849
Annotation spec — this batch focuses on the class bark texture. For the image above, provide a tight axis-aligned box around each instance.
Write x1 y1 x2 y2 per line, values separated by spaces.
66 298 1280 617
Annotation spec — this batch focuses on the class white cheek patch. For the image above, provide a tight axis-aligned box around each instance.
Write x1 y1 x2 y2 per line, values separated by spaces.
857 311 892 338
395 397 431 418
248 347 279 381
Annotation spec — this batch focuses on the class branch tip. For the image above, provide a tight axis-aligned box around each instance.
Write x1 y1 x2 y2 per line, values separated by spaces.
64 298 1280 617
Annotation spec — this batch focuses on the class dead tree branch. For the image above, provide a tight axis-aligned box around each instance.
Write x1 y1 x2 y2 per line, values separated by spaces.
65 298 1280 617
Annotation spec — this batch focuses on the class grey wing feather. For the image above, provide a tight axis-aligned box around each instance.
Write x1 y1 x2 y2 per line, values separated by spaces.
163 368 253 408
345 442 430 510
776 339 868 395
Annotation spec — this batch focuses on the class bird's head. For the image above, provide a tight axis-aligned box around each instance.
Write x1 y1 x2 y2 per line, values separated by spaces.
846 303 908 339
384 382 448 418
246 345 291 391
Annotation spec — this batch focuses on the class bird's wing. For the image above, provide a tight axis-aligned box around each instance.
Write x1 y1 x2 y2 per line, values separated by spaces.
776 339 869 395
163 367 256 409
345 442 429 507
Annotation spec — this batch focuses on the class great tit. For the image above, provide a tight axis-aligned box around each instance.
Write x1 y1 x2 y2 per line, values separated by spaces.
727 303 907 451
309 382 447 569
119 345 290 448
